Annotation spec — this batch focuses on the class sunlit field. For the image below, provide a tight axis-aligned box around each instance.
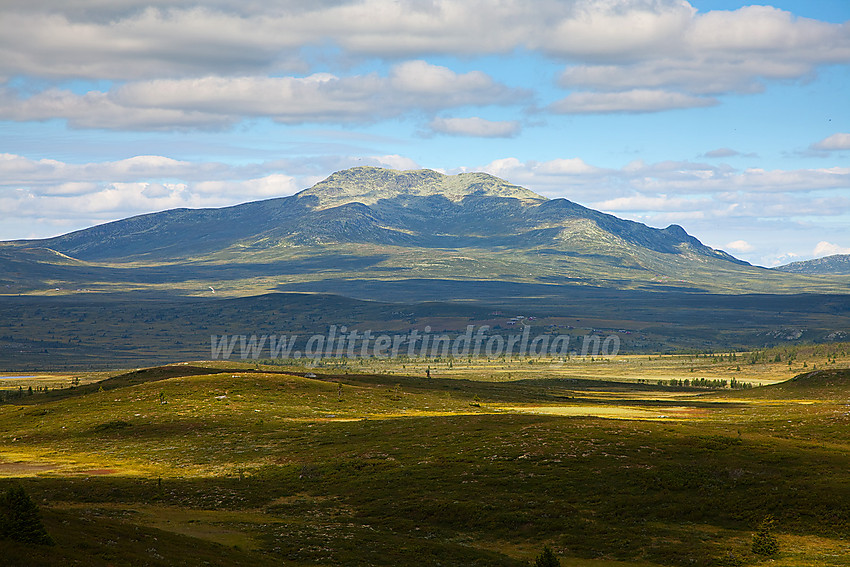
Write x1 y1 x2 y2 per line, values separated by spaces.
1 345 849 566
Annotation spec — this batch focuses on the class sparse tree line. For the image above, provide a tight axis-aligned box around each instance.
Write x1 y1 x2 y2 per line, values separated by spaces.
681 343 848 366
0 376 82 403
654 377 755 389
0 384 49 401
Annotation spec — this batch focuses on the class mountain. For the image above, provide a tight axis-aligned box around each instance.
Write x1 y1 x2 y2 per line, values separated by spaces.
12 167 735 262
297 167 545 209
775 254 850 275
0 166 846 298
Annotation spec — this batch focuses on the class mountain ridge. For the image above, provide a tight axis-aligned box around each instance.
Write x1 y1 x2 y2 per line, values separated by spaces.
8 166 850 298
6 166 741 264
775 254 850 275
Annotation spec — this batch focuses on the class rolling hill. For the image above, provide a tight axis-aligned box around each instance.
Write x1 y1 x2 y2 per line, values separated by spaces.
775 254 850 275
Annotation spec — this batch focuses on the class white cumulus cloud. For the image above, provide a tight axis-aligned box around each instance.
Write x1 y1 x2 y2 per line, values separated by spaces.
0 1 846 119
0 62 526 130
813 241 850 257
550 89 717 114
811 133 850 152
429 117 521 138
555 5 850 97
703 148 739 158
725 240 755 253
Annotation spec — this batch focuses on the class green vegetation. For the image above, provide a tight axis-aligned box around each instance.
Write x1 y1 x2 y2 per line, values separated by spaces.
751 516 779 557
0 360 849 565
0 484 53 546
1 289 849 371
534 545 561 566
775 253 850 275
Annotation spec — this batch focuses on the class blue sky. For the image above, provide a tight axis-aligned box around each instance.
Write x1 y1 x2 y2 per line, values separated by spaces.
1 1 848 266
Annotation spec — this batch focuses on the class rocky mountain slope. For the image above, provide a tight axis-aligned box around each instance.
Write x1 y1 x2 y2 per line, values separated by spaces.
775 254 850 275
11 167 740 264
3 166 846 298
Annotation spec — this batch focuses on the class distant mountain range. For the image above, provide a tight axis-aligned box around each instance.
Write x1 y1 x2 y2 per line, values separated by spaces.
0 166 846 299
775 254 850 275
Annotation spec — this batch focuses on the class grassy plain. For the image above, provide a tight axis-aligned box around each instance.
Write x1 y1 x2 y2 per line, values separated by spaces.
0 349 849 566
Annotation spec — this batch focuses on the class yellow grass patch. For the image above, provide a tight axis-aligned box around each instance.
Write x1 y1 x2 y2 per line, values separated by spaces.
496 404 703 420
50 502 283 550
770 533 850 566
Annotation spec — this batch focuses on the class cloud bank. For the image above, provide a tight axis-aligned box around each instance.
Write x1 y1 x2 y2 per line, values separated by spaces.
0 1 847 127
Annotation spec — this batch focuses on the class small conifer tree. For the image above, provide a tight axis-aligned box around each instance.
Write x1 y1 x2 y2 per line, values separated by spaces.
533 545 560 567
0 484 54 545
752 515 779 556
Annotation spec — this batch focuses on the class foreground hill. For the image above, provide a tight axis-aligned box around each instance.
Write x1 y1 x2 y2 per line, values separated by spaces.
2 360 850 565
745 368 850 399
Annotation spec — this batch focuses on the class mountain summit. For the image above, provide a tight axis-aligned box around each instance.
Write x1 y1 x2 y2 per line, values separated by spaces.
295 167 546 210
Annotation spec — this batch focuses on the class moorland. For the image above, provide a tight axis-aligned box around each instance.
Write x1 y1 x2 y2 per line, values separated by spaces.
1 347 850 566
